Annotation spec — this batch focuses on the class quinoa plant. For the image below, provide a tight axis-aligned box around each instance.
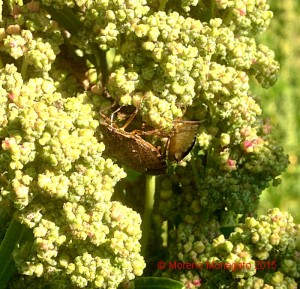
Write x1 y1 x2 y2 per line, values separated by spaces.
0 0 297 289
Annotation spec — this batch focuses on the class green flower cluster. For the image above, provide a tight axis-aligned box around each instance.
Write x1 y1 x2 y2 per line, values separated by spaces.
0 3 63 72
155 209 220 288
0 1 278 130
0 27 61 72
39 0 150 52
212 208 300 288
155 0 273 36
20 0 277 130
214 0 273 36
106 11 278 130
0 64 145 289
155 121 288 220
161 209 300 289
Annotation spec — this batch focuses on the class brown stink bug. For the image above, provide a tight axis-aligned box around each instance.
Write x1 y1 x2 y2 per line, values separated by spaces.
98 114 167 175
168 121 201 162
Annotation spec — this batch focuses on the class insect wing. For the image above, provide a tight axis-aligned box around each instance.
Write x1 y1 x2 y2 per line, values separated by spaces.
168 122 199 162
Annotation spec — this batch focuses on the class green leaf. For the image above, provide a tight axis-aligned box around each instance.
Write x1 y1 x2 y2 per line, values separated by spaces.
41 5 81 35
0 218 33 289
134 277 184 289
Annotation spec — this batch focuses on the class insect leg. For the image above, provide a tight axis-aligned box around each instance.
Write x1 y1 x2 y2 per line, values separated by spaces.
121 94 148 130
121 106 139 130
110 106 123 125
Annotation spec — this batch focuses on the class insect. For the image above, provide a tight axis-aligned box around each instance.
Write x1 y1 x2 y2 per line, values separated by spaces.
98 114 167 175
168 121 200 162
98 98 201 174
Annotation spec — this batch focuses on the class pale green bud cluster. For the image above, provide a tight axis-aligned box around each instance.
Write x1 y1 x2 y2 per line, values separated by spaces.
13 201 145 289
211 209 299 288
0 64 145 289
41 0 150 51
165 0 273 36
215 0 273 36
151 79 288 289
155 118 288 219
158 212 220 289
160 209 300 289
106 10 279 128
5 0 278 131
0 5 63 72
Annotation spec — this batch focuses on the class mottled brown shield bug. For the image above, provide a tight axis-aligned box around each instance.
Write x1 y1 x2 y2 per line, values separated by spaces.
98 114 167 175
168 121 201 162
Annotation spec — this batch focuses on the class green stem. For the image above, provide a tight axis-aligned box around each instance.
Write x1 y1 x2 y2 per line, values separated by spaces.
20 58 28 79
159 0 168 11
210 0 216 18
98 48 108 87
141 175 156 257
0 217 32 289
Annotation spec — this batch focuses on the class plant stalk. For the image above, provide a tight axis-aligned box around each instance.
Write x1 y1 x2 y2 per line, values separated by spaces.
141 175 156 257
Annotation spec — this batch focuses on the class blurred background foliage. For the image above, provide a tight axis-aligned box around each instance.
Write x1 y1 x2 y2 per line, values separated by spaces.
255 0 300 222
